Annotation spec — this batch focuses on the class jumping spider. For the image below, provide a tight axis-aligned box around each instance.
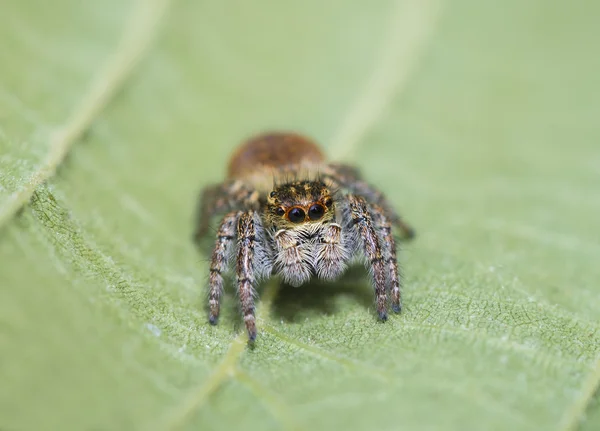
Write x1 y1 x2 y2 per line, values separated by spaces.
195 132 414 341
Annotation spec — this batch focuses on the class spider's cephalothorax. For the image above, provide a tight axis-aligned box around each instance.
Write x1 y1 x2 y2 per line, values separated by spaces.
195 132 415 341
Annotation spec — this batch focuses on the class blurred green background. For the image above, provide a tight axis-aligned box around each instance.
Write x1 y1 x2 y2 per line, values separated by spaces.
1 0 599 430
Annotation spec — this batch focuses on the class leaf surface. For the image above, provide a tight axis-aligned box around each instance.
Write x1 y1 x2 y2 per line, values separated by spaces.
1 1 599 430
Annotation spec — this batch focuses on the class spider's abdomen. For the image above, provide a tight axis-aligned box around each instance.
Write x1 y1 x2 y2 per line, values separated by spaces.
227 132 325 179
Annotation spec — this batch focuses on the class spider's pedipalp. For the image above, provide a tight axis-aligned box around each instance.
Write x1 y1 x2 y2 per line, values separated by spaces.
274 229 312 287
314 223 349 281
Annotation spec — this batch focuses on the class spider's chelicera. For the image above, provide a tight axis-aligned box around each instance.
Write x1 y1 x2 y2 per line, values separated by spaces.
195 132 415 341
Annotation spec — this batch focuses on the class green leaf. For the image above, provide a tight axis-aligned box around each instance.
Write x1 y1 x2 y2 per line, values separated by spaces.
1 0 599 430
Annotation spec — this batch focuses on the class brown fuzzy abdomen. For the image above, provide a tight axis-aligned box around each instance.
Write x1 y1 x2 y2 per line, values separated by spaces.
227 132 325 179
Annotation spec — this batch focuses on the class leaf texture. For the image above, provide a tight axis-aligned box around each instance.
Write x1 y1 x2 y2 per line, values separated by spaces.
1 1 599 430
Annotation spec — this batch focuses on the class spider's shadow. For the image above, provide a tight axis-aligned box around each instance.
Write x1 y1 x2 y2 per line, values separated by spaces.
262 266 373 323
222 270 372 331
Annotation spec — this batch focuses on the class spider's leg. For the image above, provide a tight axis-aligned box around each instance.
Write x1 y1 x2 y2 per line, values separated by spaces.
236 211 259 341
208 211 239 325
371 204 402 313
324 163 415 240
195 184 220 240
345 194 389 321
392 217 415 242
194 180 259 241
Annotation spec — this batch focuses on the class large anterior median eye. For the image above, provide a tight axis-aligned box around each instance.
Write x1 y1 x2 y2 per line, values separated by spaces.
288 207 306 223
308 204 325 220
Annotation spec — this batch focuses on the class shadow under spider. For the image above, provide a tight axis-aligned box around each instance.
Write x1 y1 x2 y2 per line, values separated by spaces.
209 267 374 331
267 266 374 323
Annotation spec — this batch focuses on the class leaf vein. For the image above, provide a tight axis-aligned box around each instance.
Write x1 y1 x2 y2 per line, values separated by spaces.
559 357 600 431
327 0 443 158
0 0 170 230
158 281 280 430
235 368 304 431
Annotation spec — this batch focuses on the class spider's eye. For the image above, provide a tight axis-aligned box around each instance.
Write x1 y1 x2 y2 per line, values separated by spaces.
275 207 285 216
308 204 325 221
269 191 276 198
288 207 305 223
323 197 333 208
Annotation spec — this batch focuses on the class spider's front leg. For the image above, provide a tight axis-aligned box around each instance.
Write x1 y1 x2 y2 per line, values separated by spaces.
208 211 239 325
346 194 389 321
236 211 260 341
370 204 402 313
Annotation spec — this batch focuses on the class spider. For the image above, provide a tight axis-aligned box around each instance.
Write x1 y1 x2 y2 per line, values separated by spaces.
194 132 415 341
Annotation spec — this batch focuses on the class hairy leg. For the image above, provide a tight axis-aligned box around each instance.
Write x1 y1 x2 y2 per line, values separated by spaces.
236 211 259 341
325 163 415 240
207 211 239 325
195 180 260 241
314 223 348 281
345 194 389 320
370 204 402 313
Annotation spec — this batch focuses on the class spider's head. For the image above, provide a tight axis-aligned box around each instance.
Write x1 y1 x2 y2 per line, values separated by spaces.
266 180 335 230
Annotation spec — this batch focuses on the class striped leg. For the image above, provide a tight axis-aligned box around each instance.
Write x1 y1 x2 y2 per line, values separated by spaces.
346 195 388 320
236 211 259 341
371 204 402 313
208 211 239 324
